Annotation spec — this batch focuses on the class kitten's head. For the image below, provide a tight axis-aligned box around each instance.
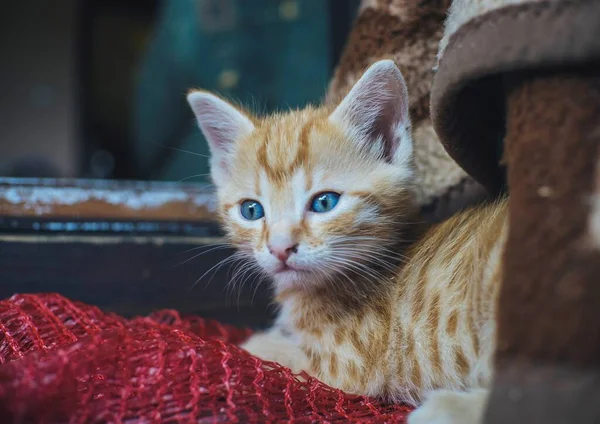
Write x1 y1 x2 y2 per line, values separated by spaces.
187 60 417 294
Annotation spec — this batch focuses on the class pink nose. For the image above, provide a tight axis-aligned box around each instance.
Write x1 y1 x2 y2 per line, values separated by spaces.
269 244 298 262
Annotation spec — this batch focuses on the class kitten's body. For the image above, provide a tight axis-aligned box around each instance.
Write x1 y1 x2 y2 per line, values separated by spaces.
244 199 506 405
187 60 505 423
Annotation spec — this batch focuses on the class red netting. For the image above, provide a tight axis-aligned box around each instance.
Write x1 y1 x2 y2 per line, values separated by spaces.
0 293 412 423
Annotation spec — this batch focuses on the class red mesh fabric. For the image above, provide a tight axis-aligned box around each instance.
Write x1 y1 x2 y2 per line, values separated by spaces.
0 294 413 423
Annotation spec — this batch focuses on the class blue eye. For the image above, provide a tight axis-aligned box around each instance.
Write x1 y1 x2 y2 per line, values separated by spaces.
240 200 265 220
310 192 341 213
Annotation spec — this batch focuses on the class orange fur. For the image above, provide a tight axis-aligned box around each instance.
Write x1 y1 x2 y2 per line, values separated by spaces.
187 61 506 423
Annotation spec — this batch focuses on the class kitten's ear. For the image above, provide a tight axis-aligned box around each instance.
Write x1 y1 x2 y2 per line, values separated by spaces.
329 60 412 165
187 91 254 182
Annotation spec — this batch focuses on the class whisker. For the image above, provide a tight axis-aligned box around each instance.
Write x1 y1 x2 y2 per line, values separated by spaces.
205 252 246 289
225 262 252 301
188 253 242 291
332 260 377 287
330 242 410 261
332 252 404 273
150 141 210 158
317 262 359 295
326 257 383 285
180 242 233 255
223 252 256 294
333 247 407 262
250 271 268 305
246 265 269 305
330 239 406 253
226 261 266 308
177 173 212 182
176 245 232 266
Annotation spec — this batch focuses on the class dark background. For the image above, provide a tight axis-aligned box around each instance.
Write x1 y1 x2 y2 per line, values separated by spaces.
0 0 360 183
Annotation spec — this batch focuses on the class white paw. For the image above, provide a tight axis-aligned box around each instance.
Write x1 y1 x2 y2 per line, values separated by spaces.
239 328 310 374
407 389 488 424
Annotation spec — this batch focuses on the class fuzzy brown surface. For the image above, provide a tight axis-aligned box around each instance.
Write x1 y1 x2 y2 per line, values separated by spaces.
485 72 600 423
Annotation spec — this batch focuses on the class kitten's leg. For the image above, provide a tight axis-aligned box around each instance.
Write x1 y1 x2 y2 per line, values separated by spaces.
240 326 310 374
407 389 488 424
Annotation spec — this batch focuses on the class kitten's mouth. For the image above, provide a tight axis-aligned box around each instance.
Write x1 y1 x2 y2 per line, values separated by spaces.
275 263 298 274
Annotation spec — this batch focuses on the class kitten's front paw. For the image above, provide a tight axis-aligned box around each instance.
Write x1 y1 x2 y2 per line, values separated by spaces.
240 328 310 374
407 389 488 424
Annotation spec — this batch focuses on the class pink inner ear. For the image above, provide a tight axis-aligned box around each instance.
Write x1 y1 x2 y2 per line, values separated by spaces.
187 92 255 157
329 61 411 163
203 124 231 152
372 107 402 162
192 100 233 152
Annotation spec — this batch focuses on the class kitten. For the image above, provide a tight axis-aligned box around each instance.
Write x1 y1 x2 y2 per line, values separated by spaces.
187 60 507 424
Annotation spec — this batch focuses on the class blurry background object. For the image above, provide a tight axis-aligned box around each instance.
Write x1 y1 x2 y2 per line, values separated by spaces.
0 0 360 181
0 155 63 178
134 0 330 182
0 1 80 179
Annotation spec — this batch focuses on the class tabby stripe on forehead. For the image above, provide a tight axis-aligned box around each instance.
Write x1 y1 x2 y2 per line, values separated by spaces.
256 138 268 191
254 169 262 197
257 120 313 187
300 121 314 192
293 119 312 174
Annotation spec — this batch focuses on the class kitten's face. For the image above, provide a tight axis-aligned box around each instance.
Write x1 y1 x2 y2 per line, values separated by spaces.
188 60 416 293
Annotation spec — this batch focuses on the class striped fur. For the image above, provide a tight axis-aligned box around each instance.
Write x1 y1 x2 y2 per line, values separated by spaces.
243 199 507 406
187 61 507 423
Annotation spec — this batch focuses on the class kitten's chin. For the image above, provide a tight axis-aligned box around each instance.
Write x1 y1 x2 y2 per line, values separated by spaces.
272 268 313 292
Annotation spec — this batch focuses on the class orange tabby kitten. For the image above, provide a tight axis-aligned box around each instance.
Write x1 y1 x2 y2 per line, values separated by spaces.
187 60 507 424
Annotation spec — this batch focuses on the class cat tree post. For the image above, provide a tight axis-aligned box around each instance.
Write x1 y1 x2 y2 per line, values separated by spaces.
431 0 600 421
484 72 600 423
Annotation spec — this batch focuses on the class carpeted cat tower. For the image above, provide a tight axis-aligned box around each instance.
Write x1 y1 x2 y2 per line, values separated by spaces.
0 1 599 423
430 0 600 422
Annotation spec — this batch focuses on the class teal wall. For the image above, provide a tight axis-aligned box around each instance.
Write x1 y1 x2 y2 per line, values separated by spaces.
133 0 331 182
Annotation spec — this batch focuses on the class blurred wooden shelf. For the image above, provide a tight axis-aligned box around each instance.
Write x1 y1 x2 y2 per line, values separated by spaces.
0 178 274 328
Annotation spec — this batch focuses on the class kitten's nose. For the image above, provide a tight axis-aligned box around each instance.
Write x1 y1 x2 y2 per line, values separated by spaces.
268 221 299 262
268 243 298 262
